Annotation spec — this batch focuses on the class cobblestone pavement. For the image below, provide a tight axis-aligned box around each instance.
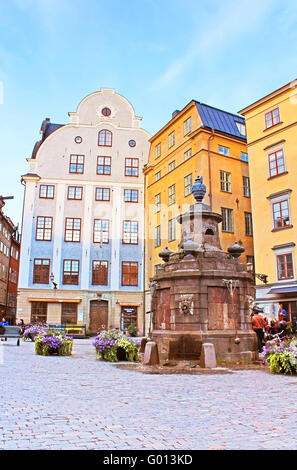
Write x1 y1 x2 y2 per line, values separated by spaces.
1 338 297 450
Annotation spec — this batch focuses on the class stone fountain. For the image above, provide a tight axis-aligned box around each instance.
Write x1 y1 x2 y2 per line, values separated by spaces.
150 176 257 362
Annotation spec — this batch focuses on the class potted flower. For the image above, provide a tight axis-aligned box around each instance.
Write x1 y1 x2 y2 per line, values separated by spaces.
263 337 297 375
23 324 46 342
127 322 137 337
93 328 139 362
35 331 73 356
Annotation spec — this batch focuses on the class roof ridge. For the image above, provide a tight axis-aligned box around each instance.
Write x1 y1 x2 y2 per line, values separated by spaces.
196 101 244 119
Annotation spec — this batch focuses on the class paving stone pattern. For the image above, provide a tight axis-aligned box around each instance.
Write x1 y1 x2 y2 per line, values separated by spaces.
1 339 297 450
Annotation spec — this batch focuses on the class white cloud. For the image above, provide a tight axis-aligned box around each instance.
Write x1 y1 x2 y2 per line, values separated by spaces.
151 0 278 90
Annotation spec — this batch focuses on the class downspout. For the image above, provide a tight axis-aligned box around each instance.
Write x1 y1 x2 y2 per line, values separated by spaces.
207 129 215 211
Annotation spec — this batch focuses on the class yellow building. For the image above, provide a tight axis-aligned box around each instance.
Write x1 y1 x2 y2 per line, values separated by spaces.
240 79 297 324
144 100 254 301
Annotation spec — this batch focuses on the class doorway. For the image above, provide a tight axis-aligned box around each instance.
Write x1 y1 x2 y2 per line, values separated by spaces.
90 300 108 334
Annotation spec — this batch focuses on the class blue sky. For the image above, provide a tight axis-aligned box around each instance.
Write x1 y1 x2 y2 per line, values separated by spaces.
1 0 297 225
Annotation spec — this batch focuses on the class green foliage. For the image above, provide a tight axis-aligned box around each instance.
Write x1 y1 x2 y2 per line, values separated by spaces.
93 329 139 363
127 322 137 336
264 336 297 375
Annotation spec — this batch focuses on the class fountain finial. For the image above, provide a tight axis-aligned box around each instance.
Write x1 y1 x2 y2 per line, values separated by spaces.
191 176 207 203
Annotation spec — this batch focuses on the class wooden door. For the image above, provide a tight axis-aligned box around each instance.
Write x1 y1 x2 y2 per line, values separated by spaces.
90 300 108 334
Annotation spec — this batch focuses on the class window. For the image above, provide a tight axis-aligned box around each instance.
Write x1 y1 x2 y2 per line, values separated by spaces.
220 171 232 193
125 158 139 177
183 117 192 135
245 212 253 236
97 156 111 175
168 184 175 205
221 208 234 233
95 187 110 201
277 254 294 280
69 154 84 174
155 143 161 159
98 129 112 146
63 260 79 285
39 185 54 199
33 259 50 284
124 189 138 203
93 220 109 244
65 218 81 242
123 221 138 244
101 107 111 117
218 145 230 156
168 131 175 148
168 161 175 172
184 174 192 196
155 193 161 213
92 260 108 285
74 136 82 144
243 176 250 197
67 186 83 200
154 264 161 275
236 122 246 136
168 218 176 242
265 108 280 129
155 171 161 182
246 255 255 268
184 148 192 161
36 217 53 241
61 303 78 325
155 225 161 247
272 200 290 229
31 302 47 323
268 149 286 178
121 306 137 331
122 261 138 286
241 152 249 162
129 140 136 147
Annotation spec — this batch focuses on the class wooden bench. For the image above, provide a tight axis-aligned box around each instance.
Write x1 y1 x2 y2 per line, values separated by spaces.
0 326 22 346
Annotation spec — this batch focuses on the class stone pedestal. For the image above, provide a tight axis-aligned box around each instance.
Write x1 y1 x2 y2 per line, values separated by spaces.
200 343 216 369
143 341 160 366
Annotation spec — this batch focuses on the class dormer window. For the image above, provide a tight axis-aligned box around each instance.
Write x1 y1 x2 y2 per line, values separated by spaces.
235 121 246 136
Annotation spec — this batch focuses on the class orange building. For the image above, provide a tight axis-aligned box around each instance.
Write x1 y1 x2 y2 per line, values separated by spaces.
144 100 254 288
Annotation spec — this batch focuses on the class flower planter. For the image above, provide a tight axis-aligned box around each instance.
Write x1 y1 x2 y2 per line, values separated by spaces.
93 329 140 362
35 334 73 356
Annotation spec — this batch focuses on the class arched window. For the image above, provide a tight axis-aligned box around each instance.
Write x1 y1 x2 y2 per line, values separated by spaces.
98 129 112 147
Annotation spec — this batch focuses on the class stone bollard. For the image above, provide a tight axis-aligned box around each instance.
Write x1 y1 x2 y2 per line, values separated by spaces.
200 343 216 369
139 337 148 354
143 341 160 366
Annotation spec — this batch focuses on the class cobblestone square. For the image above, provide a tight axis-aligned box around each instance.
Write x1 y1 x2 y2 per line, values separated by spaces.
1 339 297 450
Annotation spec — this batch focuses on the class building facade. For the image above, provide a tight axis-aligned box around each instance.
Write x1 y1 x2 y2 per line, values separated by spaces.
240 79 297 324
0 197 20 324
144 100 254 295
18 89 150 334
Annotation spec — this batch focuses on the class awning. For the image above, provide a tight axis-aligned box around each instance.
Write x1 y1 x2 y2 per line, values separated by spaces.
28 298 81 303
267 286 297 294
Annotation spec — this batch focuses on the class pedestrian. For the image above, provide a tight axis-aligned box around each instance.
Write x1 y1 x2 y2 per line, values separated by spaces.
251 306 265 353
278 303 288 333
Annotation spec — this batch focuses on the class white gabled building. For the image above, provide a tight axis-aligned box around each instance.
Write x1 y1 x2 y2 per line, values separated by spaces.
18 88 151 334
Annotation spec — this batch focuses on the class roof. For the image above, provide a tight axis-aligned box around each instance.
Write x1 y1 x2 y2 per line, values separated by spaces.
196 102 246 140
31 119 64 159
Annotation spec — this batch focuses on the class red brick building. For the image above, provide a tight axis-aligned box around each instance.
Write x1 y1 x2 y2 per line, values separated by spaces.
0 197 20 324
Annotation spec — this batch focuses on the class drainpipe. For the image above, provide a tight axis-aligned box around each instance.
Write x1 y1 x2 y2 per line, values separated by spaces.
207 129 215 211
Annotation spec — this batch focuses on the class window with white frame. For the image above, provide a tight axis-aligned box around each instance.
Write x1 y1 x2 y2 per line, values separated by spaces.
155 193 161 213
243 176 250 197
168 131 175 149
221 207 234 233
183 117 192 136
244 212 253 236
218 145 230 156
168 218 176 242
155 143 161 159
184 174 192 196
184 148 192 161
220 171 232 193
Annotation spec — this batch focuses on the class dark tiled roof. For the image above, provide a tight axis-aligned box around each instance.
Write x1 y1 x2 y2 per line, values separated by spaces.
196 102 246 140
31 119 64 159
